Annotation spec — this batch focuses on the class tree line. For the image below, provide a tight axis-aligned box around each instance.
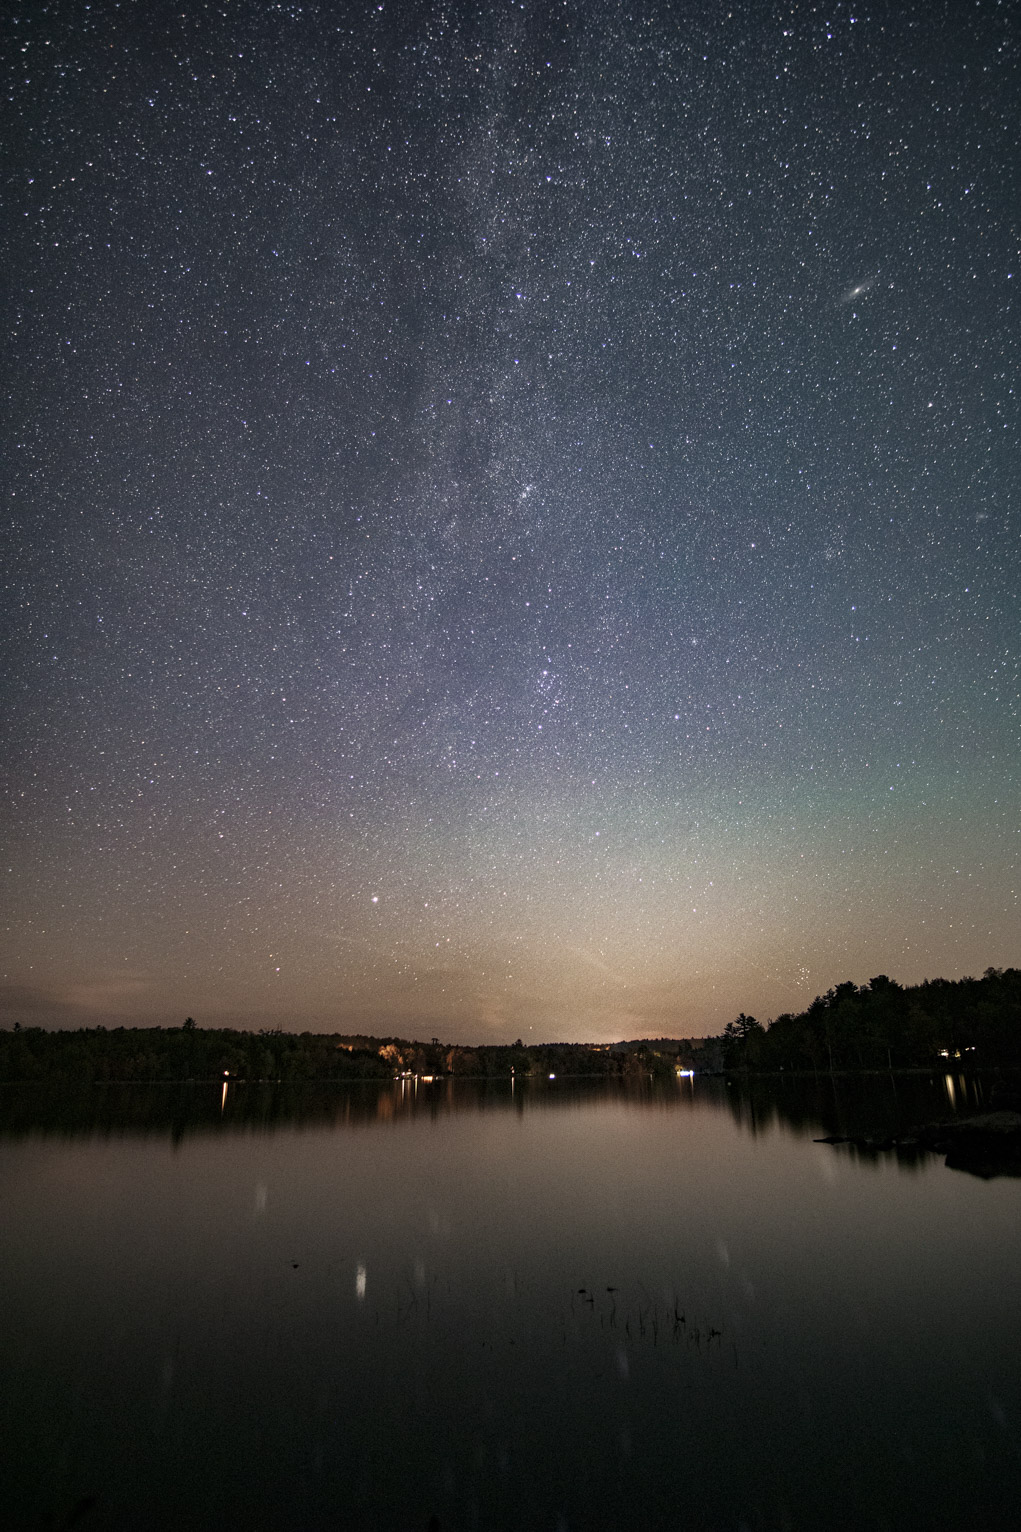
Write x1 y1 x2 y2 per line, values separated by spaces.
0 1022 690 1085
712 968 1021 1073
2 967 1016 1084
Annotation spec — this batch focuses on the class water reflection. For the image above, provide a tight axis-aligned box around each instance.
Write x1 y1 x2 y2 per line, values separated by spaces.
0 1074 687 1142
721 1069 994 1143
3 1070 1020 1531
0 1068 1012 1154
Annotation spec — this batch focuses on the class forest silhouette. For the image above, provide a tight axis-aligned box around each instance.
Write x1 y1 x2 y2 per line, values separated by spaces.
1 968 1018 1085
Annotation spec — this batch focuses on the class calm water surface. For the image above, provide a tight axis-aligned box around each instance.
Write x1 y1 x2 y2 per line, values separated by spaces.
2 1073 1019 1531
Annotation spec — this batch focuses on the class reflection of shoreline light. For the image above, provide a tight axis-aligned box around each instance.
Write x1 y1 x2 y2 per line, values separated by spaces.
221 1080 228 1112
355 1263 367 1301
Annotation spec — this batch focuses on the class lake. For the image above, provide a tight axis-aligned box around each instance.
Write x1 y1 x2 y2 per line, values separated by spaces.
2 1072 1019 1531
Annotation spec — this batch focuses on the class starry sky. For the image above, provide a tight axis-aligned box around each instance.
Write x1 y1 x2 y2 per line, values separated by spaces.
3 0 1018 1042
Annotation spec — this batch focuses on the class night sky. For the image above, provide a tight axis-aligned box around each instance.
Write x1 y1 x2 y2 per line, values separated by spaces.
3 0 1017 1042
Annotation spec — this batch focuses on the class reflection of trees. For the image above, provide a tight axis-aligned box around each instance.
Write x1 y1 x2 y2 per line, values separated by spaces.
0 1070 1002 1153
717 1069 1003 1172
0 1074 694 1142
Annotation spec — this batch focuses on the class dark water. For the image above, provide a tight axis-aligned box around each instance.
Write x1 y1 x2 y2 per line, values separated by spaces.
2 1072 1019 1532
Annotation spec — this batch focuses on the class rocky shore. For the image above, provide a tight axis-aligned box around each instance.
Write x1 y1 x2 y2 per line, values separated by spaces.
815 1108 1021 1179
